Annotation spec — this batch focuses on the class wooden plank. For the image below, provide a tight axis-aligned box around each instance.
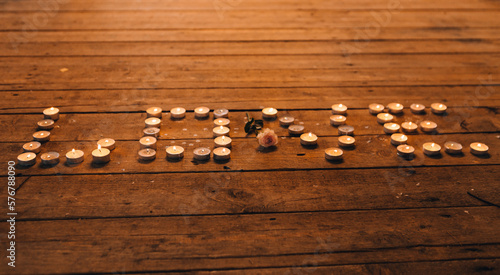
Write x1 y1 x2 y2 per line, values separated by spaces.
1 108 498 142
9 165 498 220
5 133 499 176
1 87 498 113
3 207 499 273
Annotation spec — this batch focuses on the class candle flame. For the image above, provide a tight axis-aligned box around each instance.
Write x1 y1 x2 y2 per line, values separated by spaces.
308 132 312 137
401 135 406 139
154 108 158 112
222 136 225 141
72 148 75 153
173 146 177 150
146 138 149 142
98 144 102 150
29 144 32 148
40 132 44 136
222 148 226 153
27 154 31 158
478 144 481 147
439 104 443 108
338 104 343 108
50 107 54 110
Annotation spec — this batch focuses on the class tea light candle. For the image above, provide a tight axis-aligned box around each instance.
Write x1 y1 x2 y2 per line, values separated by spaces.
37 119 55 130
444 141 463 154
146 107 162 118
431 103 447 114
195 106 210 119
23 141 41 153
193 147 211 161
92 145 110 163
325 147 343 161
387 103 403 114
331 104 348 115
41 152 59 166
369 103 384 115
262 107 278 120
470 142 489 156
410 103 425 114
138 148 156 161
166 145 184 160
330 115 346 126
338 125 354 136
420 121 437 133
17 152 36 166
140 136 157 149
213 147 231 161
338 136 355 147
401 121 418 133
397 145 415 158
423 142 441 156
279 116 295 127
214 135 232 148
377 113 394 124
288 125 305 135
66 149 84 164
384 123 400 134
214 108 229 118
143 127 160 137
214 118 230 127
97 138 115 150
213 126 230 137
300 132 318 146
170 107 186 119
391 133 408 146
33 131 50 142
43 107 59 120
145 117 161 128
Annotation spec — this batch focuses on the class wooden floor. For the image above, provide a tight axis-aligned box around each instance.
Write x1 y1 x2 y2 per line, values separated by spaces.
1 0 499 273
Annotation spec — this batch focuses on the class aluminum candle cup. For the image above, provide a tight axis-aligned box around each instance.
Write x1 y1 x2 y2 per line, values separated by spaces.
369 103 384 115
214 118 230 127
420 121 437 133
288 125 304 135
300 132 318 146
410 103 425 114
23 141 41 153
166 146 184 160
279 116 295 127
66 149 84 164
139 137 157 150
33 131 50 142
138 148 156 161
391 134 408 146
213 147 231 161
145 117 161 128
397 145 415 158
41 152 59 166
338 136 355 147
195 106 210 119
213 126 230 137
331 104 348 115
470 142 489 156
330 115 346 126
401 122 418 133
146 107 162 118
92 145 110 164
444 141 463 154
325 147 343 161
387 103 404 114
43 107 59 120
170 107 186 119
423 142 441 156
431 103 447 114
143 127 160 137
262 107 278 120
377 113 394 124
97 138 115 150
384 123 400 134
193 147 211 161
214 108 229 118
17 152 36 166
37 119 55 130
338 125 354 136
214 135 232 148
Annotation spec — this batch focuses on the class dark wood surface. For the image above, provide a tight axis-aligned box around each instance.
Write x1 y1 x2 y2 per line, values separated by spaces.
0 0 499 273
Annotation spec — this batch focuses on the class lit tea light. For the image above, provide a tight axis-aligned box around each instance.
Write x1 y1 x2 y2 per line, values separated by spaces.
369 103 384 115
397 145 415 158
387 103 404 114
444 141 463 155
410 103 425 114
423 142 441 156
214 108 229 118
145 117 161 128
23 141 41 153
384 123 400 134
43 107 59 120
262 107 278 120
420 121 437 133
138 148 156 161
193 147 211 161
97 138 115 151
377 113 394 124
338 136 355 147
213 147 231 161
431 103 447 114
300 132 318 146
37 119 55 130
470 142 489 156
330 115 346 126
139 136 157 149
401 121 418 133
288 125 305 135
41 152 60 166
66 149 84 164
390 133 408 146
338 125 354 136
170 107 186 119
214 135 232 148
331 103 348 115
146 107 162 118
213 126 230 137
194 106 210 119
325 147 343 161
214 118 230 127
279 116 295 127
17 152 36 166
143 127 160 137
33 131 51 142
92 144 111 163
166 145 184 160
